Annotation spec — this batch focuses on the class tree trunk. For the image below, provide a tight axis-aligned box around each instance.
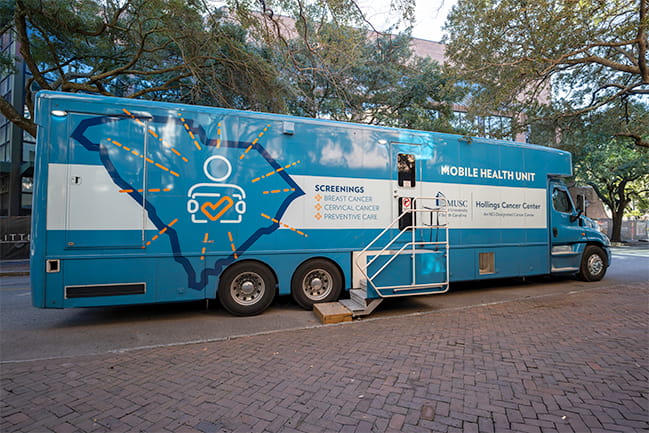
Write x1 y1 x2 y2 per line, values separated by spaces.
610 207 625 242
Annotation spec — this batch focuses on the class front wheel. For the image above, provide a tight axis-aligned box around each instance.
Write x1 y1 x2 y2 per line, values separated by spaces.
291 259 343 309
218 261 276 316
578 245 607 282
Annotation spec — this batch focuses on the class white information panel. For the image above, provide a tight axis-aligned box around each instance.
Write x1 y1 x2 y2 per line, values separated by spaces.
283 175 547 230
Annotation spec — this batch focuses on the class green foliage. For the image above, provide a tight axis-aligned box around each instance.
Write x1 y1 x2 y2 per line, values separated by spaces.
222 0 458 132
3 0 463 139
557 103 648 186
544 102 649 240
223 0 416 34
276 23 463 132
0 51 16 77
444 0 648 131
0 0 16 77
3 0 286 137
626 177 649 215
0 0 14 27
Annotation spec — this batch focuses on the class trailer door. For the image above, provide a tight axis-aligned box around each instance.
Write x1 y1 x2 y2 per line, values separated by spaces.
390 143 423 229
356 142 448 297
64 113 147 248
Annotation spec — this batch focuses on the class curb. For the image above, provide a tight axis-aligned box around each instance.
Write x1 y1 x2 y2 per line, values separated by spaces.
0 271 30 277
0 259 30 277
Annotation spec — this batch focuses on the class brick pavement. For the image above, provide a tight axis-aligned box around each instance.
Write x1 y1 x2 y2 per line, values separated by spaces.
1 284 648 433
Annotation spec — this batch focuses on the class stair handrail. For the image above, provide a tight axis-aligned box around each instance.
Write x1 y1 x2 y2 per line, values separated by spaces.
358 197 448 262
355 196 449 293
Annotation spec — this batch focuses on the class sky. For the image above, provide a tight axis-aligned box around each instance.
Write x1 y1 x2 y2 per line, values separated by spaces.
356 0 457 42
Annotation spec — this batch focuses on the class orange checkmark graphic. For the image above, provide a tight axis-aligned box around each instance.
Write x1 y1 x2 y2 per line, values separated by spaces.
201 196 234 221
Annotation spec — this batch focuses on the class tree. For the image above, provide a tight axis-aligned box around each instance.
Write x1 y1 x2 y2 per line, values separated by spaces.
541 103 649 242
443 0 649 144
276 22 463 131
624 176 649 217
2 0 461 139
0 0 285 138
224 0 461 132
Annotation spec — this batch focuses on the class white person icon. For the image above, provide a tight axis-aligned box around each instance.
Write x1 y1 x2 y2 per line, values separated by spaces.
186 155 246 224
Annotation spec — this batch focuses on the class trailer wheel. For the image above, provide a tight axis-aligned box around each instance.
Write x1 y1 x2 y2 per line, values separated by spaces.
578 245 607 282
218 262 276 316
291 259 343 309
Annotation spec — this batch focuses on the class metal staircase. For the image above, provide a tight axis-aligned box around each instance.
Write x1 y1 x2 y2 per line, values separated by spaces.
342 197 450 317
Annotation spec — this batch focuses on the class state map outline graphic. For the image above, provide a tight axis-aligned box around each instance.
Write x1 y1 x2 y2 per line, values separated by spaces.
71 113 305 291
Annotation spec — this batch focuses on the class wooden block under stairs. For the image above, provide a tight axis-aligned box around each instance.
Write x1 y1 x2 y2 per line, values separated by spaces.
313 302 353 324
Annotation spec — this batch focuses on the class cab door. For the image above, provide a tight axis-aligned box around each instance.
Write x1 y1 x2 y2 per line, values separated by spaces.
549 181 583 271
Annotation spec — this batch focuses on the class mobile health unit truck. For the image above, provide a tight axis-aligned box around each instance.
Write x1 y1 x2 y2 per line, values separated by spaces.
30 91 610 316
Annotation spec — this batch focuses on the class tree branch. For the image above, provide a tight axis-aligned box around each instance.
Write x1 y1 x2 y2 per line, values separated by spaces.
14 1 51 91
638 0 648 83
614 132 649 147
128 72 193 99
0 96 37 137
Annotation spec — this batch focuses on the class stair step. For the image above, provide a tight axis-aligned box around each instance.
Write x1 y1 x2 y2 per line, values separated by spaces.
339 298 366 313
350 288 368 306
340 297 383 317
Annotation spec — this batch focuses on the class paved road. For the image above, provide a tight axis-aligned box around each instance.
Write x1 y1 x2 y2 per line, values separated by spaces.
1 248 647 363
1 248 648 432
2 283 647 432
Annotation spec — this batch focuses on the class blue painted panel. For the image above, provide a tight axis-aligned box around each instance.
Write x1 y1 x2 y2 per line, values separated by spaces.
367 253 412 288
449 248 477 281
154 257 206 302
61 257 207 307
43 267 65 308
367 251 446 292
448 244 549 281
416 251 447 280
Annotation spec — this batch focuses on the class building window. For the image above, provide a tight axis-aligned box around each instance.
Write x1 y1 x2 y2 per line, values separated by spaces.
451 111 471 130
21 177 33 209
451 111 514 140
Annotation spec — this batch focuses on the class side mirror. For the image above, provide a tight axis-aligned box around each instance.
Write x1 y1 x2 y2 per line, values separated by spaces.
575 195 586 214
570 209 583 223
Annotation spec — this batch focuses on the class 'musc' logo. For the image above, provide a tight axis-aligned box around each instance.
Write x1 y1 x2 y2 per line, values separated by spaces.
436 191 468 208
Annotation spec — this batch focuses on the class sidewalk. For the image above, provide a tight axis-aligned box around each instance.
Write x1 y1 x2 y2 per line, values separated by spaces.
2 283 647 433
610 240 649 247
0 259 29 277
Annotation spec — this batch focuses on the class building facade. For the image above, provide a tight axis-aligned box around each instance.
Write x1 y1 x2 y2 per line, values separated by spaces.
1 31 34 216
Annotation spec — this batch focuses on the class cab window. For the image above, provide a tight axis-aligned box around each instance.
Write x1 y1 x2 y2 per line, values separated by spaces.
552 188 573 213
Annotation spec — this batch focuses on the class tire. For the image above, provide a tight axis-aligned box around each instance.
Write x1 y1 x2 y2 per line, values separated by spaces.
218 261 276 316
578 245 607 282
291 259 343 310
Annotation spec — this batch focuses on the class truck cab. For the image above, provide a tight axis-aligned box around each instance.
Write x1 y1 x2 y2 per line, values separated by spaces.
549 179 611 281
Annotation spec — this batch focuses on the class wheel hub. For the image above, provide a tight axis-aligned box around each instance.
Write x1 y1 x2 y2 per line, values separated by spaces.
310 278 323 291
240 280 256 296
231 272 265 306
587 254 603 275
303 269 332 300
